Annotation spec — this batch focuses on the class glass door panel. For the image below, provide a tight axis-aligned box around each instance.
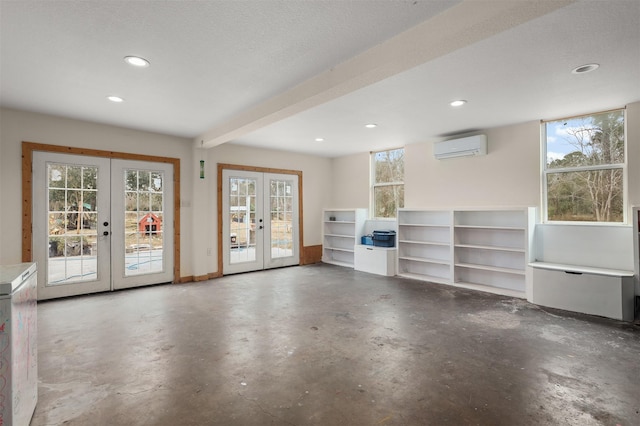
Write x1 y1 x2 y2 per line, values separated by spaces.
123 169 165 276
223 170 263 274
33 152 111 300
111 160 174 290
264 174 299 269
46 163 100 284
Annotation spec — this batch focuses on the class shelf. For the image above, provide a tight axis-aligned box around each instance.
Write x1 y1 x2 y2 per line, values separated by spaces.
399 239 450 247
455 262 524 275
399 256 450 265
324 247 354 253
325 234 355 238
397 207 535 296
322 208 367 269
452 281 526 299
397 272 450 284
455 225 524 231
454 244 524 253
399 223 450 228
323 259 354 268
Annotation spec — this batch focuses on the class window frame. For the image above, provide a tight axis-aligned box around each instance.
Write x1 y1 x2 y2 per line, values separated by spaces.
370 147 405 219
541 108 628 225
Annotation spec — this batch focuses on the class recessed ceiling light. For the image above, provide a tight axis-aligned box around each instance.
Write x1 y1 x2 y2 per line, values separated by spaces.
107 95 124 103
315 138 324 142
365 123 377 128
571 63 599 74
124 56 150 67
450 100 467 107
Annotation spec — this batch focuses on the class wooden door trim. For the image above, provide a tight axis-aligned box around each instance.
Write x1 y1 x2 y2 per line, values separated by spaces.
22 141 181 283
217 163 303 275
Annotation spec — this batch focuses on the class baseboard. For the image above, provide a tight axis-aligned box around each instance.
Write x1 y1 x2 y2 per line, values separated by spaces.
179 271 223 283
301 245 322 265
178 247 322 283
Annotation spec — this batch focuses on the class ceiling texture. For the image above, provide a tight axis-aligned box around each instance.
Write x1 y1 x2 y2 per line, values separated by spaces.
1 0 639 157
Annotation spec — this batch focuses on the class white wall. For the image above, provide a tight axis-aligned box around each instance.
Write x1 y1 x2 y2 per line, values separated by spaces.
0 108 195 277
329 152 370 209
405 121 541 209
190 142 332 277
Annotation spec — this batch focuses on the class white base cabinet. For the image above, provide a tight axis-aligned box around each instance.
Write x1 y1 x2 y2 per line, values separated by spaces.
354 245 396 276
531 263 635 321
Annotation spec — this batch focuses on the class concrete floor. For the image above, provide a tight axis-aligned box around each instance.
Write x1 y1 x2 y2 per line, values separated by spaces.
31 264 639 426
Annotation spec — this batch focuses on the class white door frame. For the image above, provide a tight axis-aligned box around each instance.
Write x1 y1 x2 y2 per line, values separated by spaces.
218 164 303 276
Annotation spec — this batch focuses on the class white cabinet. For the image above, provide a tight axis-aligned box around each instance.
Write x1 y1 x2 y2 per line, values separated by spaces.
354 245 396 276
322 208 367 268
531 263 635 321
397 209 452 284
397 208 536 298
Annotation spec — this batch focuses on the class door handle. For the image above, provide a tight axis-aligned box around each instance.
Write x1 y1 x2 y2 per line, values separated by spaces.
259 226 263 230
103 231 110 236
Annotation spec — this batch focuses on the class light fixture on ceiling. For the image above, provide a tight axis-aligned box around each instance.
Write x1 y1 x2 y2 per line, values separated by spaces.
365 123 377 128
571 63 599 74
450 100 467 107
315 138 324 142
124 56 150 67
107 95 124 103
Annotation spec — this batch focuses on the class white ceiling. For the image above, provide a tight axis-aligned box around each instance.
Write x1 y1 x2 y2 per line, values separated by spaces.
1 0 639 158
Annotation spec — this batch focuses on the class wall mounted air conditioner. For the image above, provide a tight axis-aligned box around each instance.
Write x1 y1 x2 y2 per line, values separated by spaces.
433 134 487 160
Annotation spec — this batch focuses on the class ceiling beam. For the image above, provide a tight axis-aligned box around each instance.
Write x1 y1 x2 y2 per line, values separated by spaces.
195 0 574 148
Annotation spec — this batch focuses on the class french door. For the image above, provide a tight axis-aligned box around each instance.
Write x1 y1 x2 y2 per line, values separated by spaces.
222 169 299 274
32 152 174 300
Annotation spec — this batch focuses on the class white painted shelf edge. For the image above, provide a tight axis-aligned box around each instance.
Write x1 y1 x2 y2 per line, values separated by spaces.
455 263 525 275
455 225 525 230
455 244 525 253
453 281 526 298
399 240 450 246
399 224 451 228
399 256 450 265
323 259 354 268
398 272 450 284
324 247 355 253
529 262 634 277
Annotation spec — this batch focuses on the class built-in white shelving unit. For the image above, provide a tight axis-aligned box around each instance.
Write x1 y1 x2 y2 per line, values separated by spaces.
397 208 536 298
397 209 452 284
322 208 367 268
453 209 536 297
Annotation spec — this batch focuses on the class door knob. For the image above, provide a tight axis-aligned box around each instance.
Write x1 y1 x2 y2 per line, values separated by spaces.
259 226 263 230
103 231 109 236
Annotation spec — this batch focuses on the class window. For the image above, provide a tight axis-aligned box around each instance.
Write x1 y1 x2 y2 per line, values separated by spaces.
543 109 626 223
372 148 404 218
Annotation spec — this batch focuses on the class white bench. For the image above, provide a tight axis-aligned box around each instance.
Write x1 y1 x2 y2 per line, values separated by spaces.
529 262 635 321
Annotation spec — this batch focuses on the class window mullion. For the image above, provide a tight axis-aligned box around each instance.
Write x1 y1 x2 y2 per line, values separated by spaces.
545 163 624 174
